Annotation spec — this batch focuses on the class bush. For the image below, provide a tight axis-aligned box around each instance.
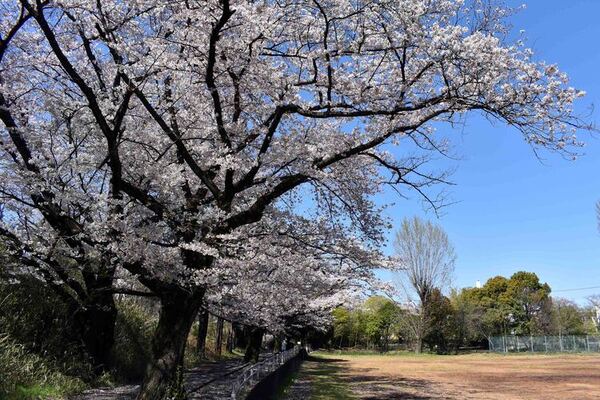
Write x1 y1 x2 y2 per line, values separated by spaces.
0 334 86 399
0 274 98 382
0 267 159 386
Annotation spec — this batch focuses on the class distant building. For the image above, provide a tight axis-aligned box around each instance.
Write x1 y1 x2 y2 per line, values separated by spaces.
475 280 482 289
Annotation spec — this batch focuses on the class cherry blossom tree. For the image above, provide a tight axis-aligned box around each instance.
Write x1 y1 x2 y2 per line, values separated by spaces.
0 1 121 373
0 0 590 397
201 212 387 362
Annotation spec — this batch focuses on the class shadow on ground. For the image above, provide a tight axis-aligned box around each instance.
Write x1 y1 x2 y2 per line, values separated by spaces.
343 373 434 400
305 355 349 363
299 356 438 400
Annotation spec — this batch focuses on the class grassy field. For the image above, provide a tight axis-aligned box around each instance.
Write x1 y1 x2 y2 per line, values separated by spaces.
281 351 600 399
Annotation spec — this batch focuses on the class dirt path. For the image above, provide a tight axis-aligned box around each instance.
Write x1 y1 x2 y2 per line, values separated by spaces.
283 352 600 400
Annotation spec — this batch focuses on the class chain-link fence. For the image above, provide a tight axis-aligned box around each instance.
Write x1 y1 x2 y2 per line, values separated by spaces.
489 335 600 353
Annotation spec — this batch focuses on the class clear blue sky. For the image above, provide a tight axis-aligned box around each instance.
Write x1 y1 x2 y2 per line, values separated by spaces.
376 0 600 304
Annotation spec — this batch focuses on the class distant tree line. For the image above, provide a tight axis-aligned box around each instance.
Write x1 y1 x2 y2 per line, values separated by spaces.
331 272 600 354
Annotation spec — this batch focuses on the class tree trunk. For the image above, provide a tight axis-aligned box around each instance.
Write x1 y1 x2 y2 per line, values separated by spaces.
226 325 234 353
415 303 426 354
137 288 203 400
273 336 281 353
243 327 264 363
383 329 389 353
71 286 117 375
196 309 209 359
415 335 423 354
233 323 248 349
215 317 224 356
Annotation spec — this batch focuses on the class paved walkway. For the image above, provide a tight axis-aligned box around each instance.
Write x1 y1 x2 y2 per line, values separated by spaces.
73 359 247 400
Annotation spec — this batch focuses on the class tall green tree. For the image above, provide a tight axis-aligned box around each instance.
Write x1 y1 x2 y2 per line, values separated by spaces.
503 272 552 335
551 298 586 336
423 289 458 353
332 307 353 348
331 297 402 351
453 272 553 341
364 296 401 352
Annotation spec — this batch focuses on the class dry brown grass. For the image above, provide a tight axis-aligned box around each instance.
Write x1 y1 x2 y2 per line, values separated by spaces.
312 352 600 400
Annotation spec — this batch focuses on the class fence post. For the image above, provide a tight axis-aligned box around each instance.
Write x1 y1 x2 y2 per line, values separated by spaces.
559 335 564 352
586 335 590 352
530 336 533 352
544 336 548 353
503 335 507 353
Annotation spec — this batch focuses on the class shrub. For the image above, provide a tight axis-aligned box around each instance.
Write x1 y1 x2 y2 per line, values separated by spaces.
0 273 97 382
0 334 86 399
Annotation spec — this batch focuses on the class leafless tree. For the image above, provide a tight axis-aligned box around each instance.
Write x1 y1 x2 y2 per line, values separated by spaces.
394 217 456 353
588 295 600 332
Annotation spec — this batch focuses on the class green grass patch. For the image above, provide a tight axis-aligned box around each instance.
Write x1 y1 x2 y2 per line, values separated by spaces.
314 349 600 361
0 334 86 399
308 355 355 400
7 384 62 400
276 354 356 400
273 369 300 400
315 349 441 358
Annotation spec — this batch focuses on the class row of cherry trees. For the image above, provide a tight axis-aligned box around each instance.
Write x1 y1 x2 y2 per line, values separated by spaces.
0 0 589 398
